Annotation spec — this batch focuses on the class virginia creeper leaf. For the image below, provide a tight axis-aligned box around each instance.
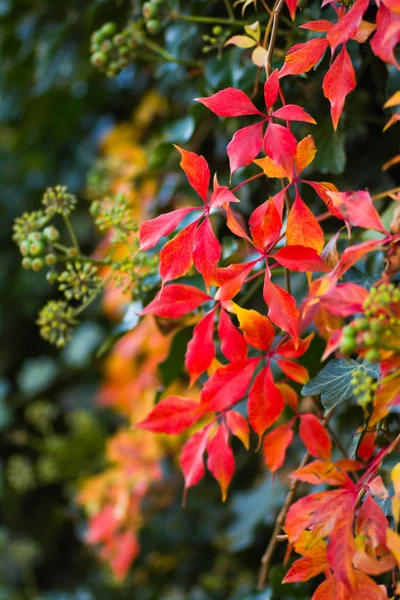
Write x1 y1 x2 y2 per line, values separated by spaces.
207 422 235 501
185 310 216 386
137 396 203 434
141 284 211 318
322 46 356 131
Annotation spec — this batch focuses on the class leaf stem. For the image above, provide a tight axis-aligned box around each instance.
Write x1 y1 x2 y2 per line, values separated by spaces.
142 39 203 67
63 215 80 252
231 172 264 193
265 0 285 77
222 0 235 21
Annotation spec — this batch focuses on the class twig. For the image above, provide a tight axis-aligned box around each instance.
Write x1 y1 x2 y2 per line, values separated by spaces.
257 409 334 589
257 450 310 589
223 0 235 20
265 0 285 77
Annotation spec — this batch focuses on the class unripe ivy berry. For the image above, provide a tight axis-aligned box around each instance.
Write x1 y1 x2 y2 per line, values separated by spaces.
67 248 78 258
370 319 384 333
339 337 356 355
46 271 58 284
365 348 380 363
28 231 42 243
31 258 45 271
91 51 107 68
363 332 378 346
100 22 116 37
100 40 112 53
354 318 369 331
45 253 57 266
43 226 60 243
19 241 29 256
212 26 223 35
143 2 157 19
113 34 125 47
146 19 161 35
22 257 32 270
29 241 45 257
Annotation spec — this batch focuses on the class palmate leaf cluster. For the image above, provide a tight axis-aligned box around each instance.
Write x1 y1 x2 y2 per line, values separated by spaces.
2 1 400 600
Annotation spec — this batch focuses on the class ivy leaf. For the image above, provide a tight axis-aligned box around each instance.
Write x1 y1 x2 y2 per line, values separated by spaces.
302 359 379 413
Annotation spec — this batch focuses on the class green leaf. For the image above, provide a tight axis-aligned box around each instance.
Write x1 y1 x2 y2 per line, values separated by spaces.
302 359 379 413
312 119 346 174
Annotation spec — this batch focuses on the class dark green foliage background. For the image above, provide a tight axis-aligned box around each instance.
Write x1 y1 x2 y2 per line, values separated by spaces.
1 1 399 599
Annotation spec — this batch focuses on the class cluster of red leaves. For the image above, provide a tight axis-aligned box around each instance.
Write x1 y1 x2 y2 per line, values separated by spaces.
133 0 400 595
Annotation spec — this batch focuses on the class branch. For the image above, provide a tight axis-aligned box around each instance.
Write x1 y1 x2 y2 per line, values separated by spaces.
265 0 285 77
257 410 334 589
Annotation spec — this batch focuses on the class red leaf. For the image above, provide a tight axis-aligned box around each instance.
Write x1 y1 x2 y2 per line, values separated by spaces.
332 239 383 279
263 275 300 346
218 308 248 362
321 282 369 317
322 46 356 131
277 359 309 384
141 284 211 318
159 221 197 285
226 410 250 449
140 208 196 250
248 366 284 440
286 192 325 253
300 19 334 32
137 396 203 434
263 423 294 472
185 310 216 386
86 504 119 544
196 88 262 117
110 531 140 581
233 304 275 351
371 4 400 68
200 358 260 412
210 179 239 208
225 205 252 242
356 493 388 548
215 261 257 301
264 69 280 109
285 0 298 21
304 181 342 219
175 146 210 202
279 38 329 77
313 573 387 600
290 460 349 486
180 424 211 501
274 246 329 273
264 122 297 172
272 104 316 124
249 198 282 250
326 492 356 588
284 557 327 585
326 190 387 233
327 0 369 54
299 414 332 460
227 121 265 173
277 333 314 358
192 218 221 290
207 422 235 501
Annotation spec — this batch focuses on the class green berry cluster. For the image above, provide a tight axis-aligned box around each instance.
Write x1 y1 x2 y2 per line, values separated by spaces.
142 0 164 35
58 261 102 302
350 369 376 409
202 25 231 56
112 249 159 296
12 210 49 244
42 185 77 217
339 283 400 361
37 300 78 348
90 193 139 243
90 21 139 78
18 226 60 272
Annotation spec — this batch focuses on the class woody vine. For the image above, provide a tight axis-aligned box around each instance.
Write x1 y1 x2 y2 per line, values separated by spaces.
13 0 400 598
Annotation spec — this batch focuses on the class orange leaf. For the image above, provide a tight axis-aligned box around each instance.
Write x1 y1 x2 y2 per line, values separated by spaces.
263 423 294 472
232 303 275 351
287 192 325 253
